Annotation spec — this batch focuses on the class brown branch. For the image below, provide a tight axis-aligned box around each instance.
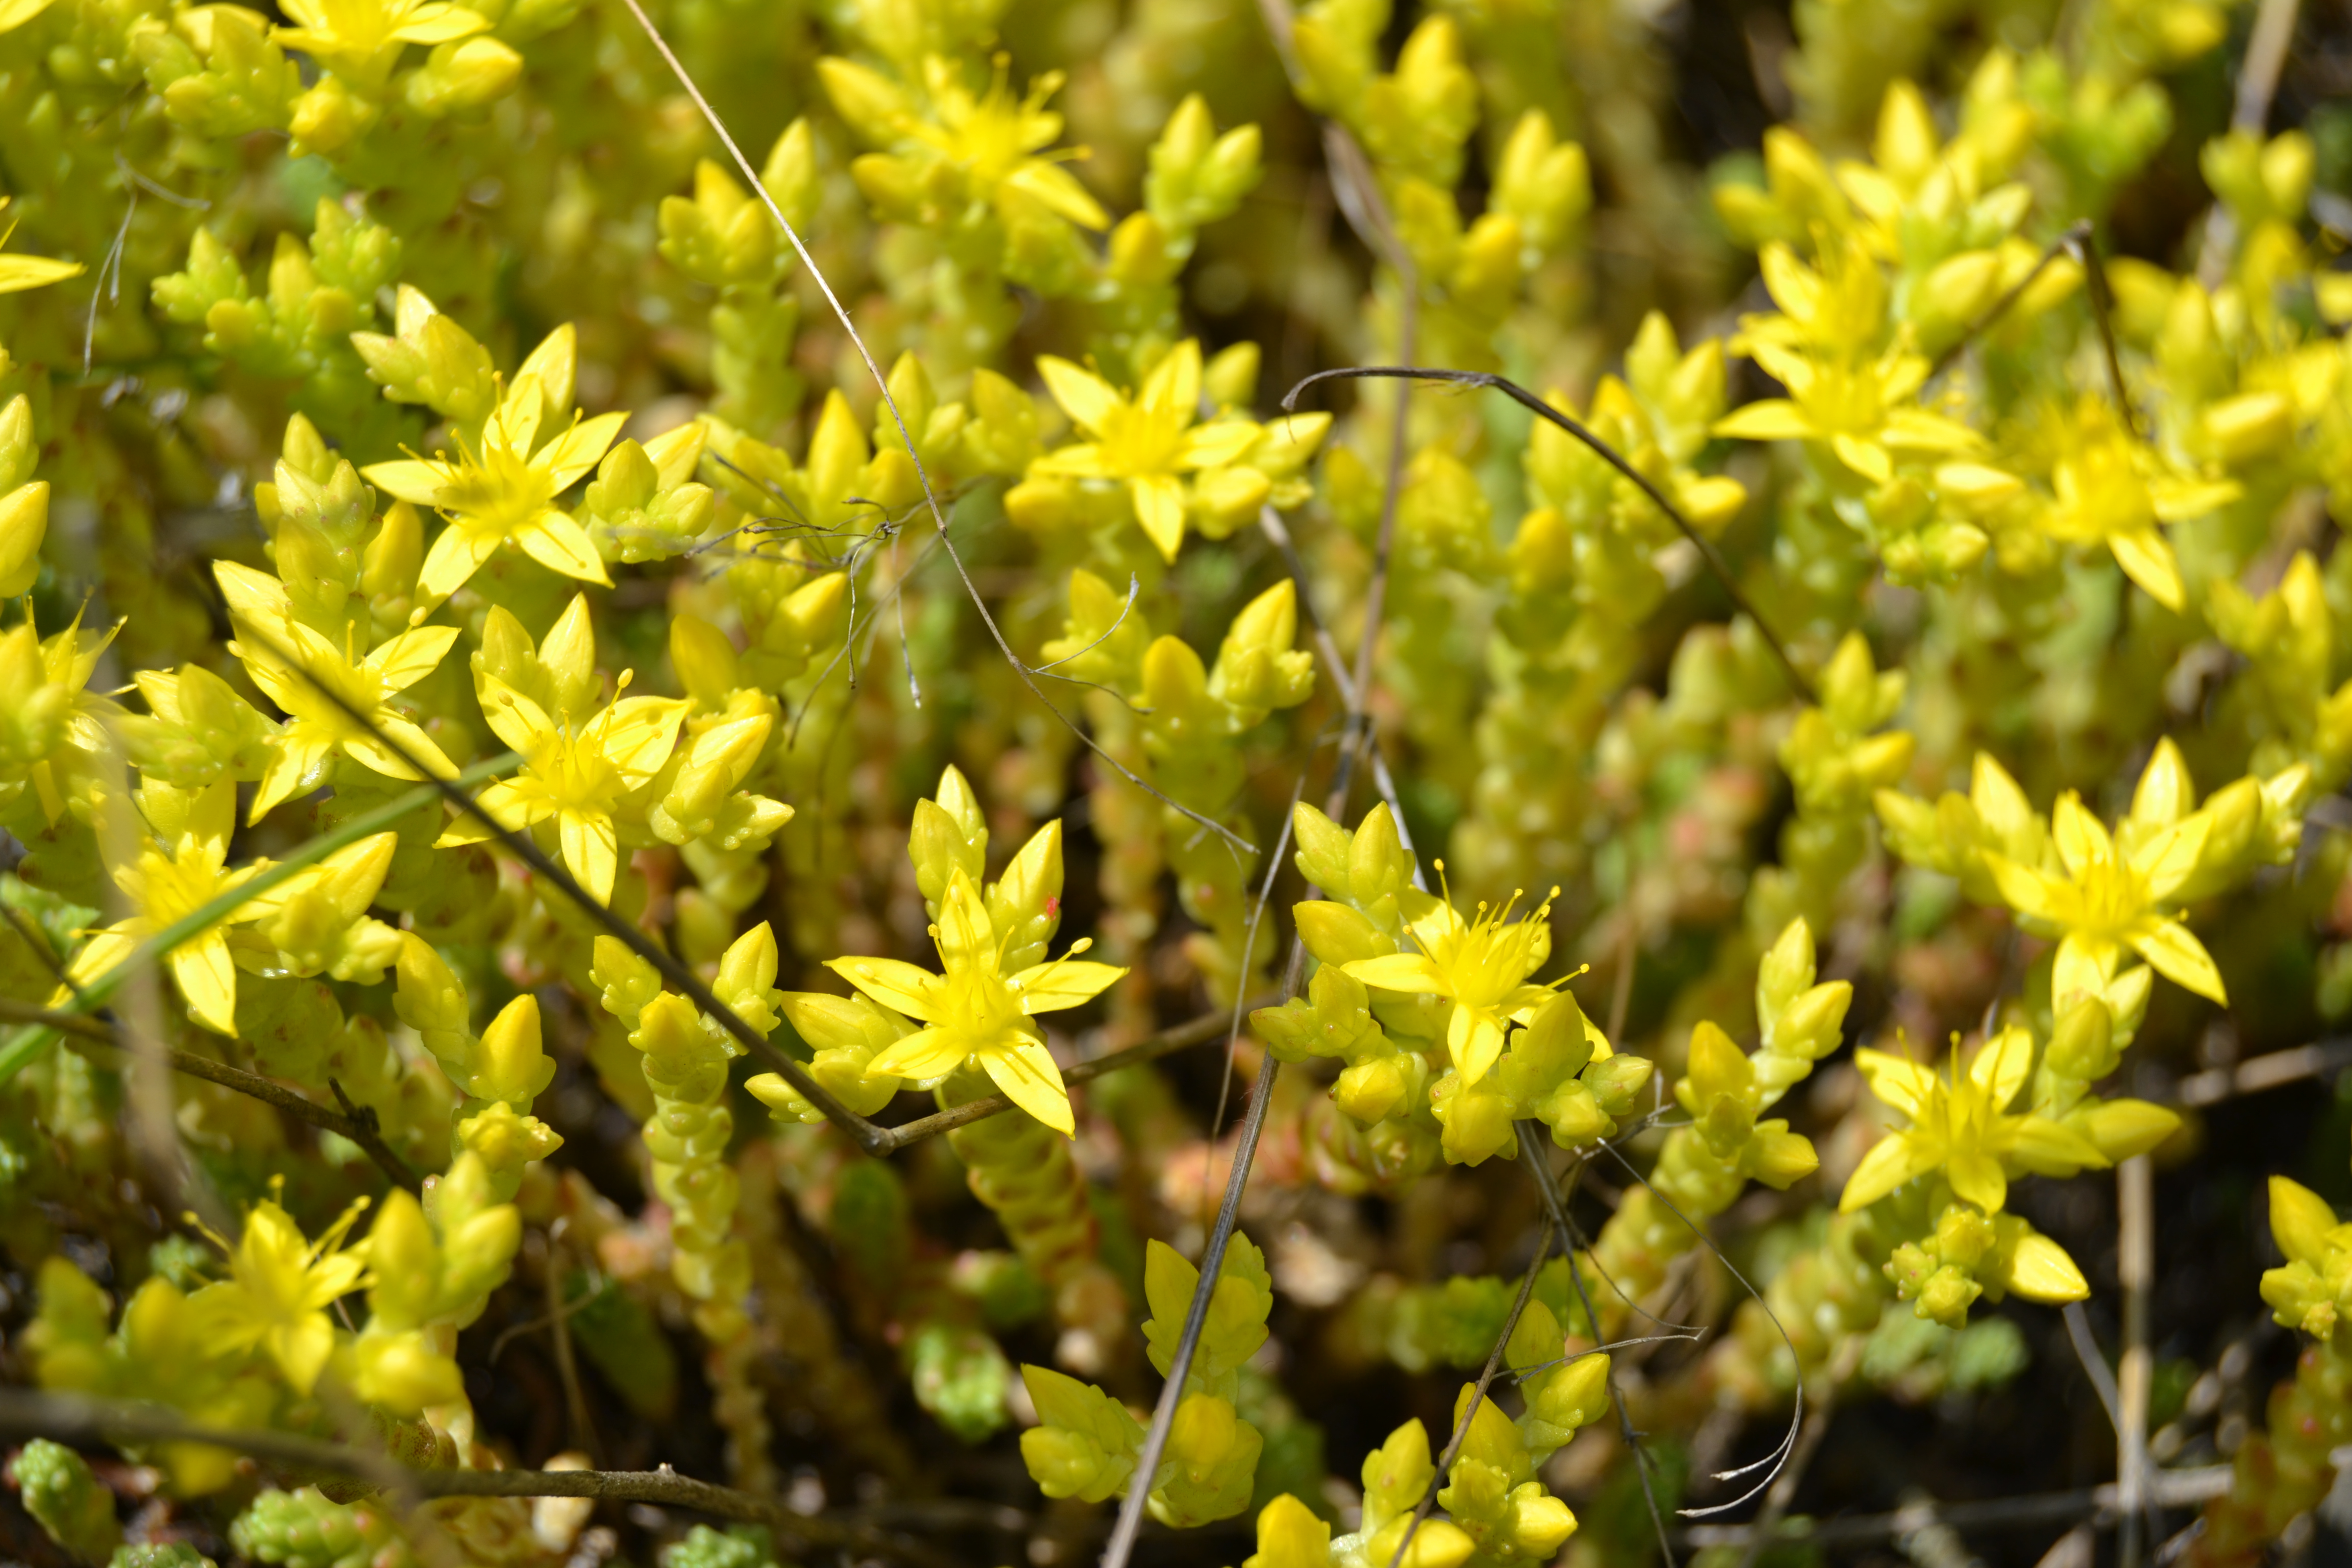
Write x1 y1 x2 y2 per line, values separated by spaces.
1680 1467 2235 1550
2 997 420 1189
2169 1039 2352 1106
0 1389 950 1568
2118 1156 2154 1568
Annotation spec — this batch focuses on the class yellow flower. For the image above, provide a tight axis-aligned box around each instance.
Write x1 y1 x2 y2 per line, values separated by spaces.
1341 875 1560 1088
187 1191 374 1394
0 198 82 295
363 361 625 607
2031 401 2236 612
65 781 264 1036
441 666 687 905
0 611 126 823
821 53 1110 232
1842 1026 2105 1215
1031 340 1263 560
215 562 460 818
1713 238 1981 484
827 868 1125 1135
1986 791 2222 1006
273 0 485 81
904 56 1108 229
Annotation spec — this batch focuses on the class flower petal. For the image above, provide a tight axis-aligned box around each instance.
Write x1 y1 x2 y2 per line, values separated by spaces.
981 1033 1076 1136
1342 953 1447 995
1947 1149 2007 1213
1138 339 1201 421
1830 433 1893 484
536 411 630 493
418 521 502 604
1984 853 2065 924
1036 356 1121 437
2125 917 2227 1004
1031 443 1112 478
214 559 293 624
1177 420 1260 471
558 807 620 903
2108 529 2185 611
934 869 995 973
1839 1131 1938 1212
251 730 335 821
361 459 454 507
1131 473 1187 561
436 778 549 847
346 717 455 783
1967 1024 2034 1111
2050 794 2112 880
1449 1007 1505 1087
2132 812 2210 903
867 1026 971 1082
365 625 459 693
516 510 613 586
1014 959 1126 1014
598 696 688 781
389 3 488 44
825 957 943 1021
476 673 553 755
1713 400 1816 442
1003 161 1111 230
172 931 239 1036
1853 1048 1933 1120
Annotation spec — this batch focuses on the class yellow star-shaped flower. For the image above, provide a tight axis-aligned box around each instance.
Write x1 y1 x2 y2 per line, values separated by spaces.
64 781 265 1036
827 868 1125 1135
1986 791 2222 1006
2035 402 2237 613
441 668 687 905
1842 1026 2106 1215
273 0 485 81
187 1191 374 1394
363 347 624 607
215 561 460 819
1341 876 1560 1089
1031 340 1263 560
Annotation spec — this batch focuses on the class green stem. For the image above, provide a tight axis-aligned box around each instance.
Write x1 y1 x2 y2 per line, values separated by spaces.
0 751 520 1083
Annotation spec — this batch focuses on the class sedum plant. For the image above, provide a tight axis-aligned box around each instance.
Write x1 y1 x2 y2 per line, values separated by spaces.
4 0 2352 1563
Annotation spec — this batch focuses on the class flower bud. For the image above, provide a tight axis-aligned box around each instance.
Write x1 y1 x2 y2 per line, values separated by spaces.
817 57 909 145
1294 901 1394 968
350 1328 464 1412
289 74 375 156
405 35 521 115
1746 1122 1820 1188
2046 995 2116 1081
472 993 550 1106
2077 1098 2180 1162
1915 1264 1982 1328
0 480 48 598
1988 1217 2088 1303
589 934 663 1029
760 116 821 234
713 922 780 1038
2201 390 2292 468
